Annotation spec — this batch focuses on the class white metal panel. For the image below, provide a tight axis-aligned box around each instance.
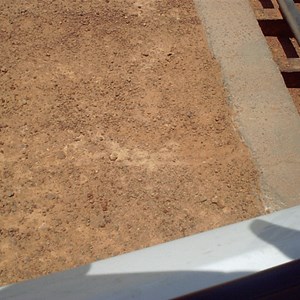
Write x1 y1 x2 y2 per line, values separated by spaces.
1 205 300 299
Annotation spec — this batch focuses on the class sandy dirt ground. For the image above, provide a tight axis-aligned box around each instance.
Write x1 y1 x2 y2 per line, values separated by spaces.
0 0 263 285
250 0 300 114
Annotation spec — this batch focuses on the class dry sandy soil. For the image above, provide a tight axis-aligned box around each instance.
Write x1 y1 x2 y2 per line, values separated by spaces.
0 0 263 285
250 0 300 114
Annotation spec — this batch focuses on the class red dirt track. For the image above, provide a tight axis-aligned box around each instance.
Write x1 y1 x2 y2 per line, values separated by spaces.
0 0 263 285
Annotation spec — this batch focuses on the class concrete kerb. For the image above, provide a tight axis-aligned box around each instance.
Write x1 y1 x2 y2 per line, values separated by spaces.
194 0 300 210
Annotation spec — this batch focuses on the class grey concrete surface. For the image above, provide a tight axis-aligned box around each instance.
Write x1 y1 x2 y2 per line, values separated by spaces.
194 0 300 210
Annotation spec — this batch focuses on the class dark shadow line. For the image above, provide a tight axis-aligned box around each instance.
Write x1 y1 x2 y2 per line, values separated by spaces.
259 0 275 9
278 36 299 58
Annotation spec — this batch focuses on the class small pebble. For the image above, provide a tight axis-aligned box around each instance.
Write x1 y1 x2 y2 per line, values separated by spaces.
7 191 14 197
45 193 56 200
187 111 193 118
90 214 106 228
56 151 66 159
109 153 118 161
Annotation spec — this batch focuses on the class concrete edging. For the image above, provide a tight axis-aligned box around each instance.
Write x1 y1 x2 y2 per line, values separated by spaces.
194 0 300 210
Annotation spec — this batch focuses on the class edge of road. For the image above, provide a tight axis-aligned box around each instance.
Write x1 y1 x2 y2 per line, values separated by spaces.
194 0 300 210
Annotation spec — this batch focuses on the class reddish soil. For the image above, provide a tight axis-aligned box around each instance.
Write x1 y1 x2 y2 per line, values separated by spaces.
0 0 263 285
250 0 300 114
